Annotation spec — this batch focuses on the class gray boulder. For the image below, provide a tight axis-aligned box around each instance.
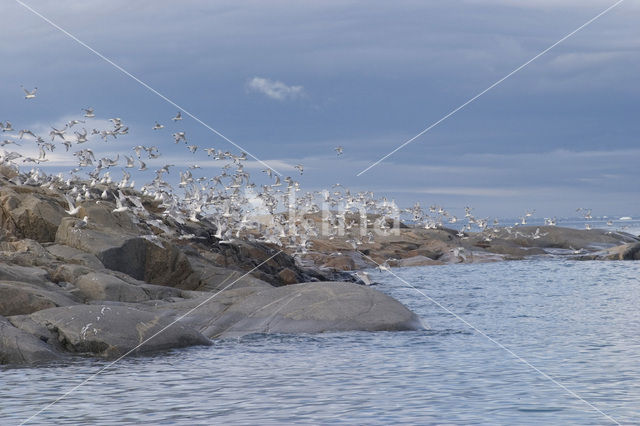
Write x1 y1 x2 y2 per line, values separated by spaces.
0 315 62 365
171 281 425 338
0 263 50 285
0 281 77 316
28 304 211 358
0 188 66 242
73 272 149 303
56 217 200 289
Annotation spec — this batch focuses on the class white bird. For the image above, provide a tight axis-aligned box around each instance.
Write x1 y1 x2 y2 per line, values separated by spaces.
153 122 164 130
335 146 344 156
73 215 89 229
63 193 81 215
18 129 36 139
172 111 182 121
83 107 95 118
67 119 85 128
113 191 129 213
124 155 135 168
22 86 37 99
172 132 186 143
294 164 304 175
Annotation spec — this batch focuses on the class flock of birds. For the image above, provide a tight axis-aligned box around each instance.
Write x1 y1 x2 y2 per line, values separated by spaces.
0 86 631 258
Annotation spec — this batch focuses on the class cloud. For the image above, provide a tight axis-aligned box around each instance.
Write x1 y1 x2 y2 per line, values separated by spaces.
246 77 305 101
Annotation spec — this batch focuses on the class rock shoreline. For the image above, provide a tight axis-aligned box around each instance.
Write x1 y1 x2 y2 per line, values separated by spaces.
1 178 638 366
0 180 424 365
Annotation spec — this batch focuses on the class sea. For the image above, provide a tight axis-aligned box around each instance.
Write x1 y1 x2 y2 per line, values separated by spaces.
2 219 640 425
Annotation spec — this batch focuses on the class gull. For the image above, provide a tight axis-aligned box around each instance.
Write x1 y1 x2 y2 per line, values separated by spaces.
2 121 14 132
1 139 20 147
64 193 81 215
377 261 391 272
172 111 182 121
153 122 164 130
75 128 88 143
335 146 344 156
157 164 174 174
100 154 119 168
50 126 66 141
22 156 47 164
172 132 186 143
187 145 198 154
18 129 36 139
83 107 95 118
294 164 304 175
205 147 216 156
0 150 22 163
73 216 89 230
113 191 129 213
138 160 147 171
124 155 135 168
38 145 48 162
67 119 85 128
21 86 37 99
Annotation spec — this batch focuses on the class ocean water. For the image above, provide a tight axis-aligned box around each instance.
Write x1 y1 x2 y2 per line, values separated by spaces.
2 260 640 425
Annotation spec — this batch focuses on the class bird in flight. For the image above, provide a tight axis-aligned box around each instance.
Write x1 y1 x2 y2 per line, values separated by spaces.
21 86 37 99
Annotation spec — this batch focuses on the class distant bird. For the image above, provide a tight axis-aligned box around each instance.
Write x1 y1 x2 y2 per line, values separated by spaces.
172 111 182 121
18 129 36 139
83 107 95 118
124 155 135 168
49 126 66 141
67 119 85 128
294 164 304 175
172 132 186 143
335 146 344 156
152 122 164 130
21 86 37 99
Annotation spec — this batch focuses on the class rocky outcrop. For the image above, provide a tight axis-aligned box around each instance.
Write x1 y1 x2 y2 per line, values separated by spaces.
202 282 424 337
0 315 62 365
2 178 638 367
0 281 77 316
25 305 211 358
0 187 66 243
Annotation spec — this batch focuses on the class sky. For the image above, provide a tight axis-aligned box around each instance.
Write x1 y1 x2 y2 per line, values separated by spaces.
1 0 639 218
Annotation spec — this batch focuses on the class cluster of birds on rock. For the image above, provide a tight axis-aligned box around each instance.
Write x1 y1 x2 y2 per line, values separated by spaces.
0 85 626 255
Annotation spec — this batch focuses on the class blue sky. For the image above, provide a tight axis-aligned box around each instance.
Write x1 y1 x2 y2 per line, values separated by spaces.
1 0 639 217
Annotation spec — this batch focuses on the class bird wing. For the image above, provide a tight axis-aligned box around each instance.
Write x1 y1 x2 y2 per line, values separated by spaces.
63 194 75 210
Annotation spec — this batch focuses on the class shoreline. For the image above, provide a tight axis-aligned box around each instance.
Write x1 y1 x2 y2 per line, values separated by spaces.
1 176 639 366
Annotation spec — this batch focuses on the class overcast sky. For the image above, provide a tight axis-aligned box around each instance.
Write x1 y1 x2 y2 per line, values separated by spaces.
1 0 638 217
